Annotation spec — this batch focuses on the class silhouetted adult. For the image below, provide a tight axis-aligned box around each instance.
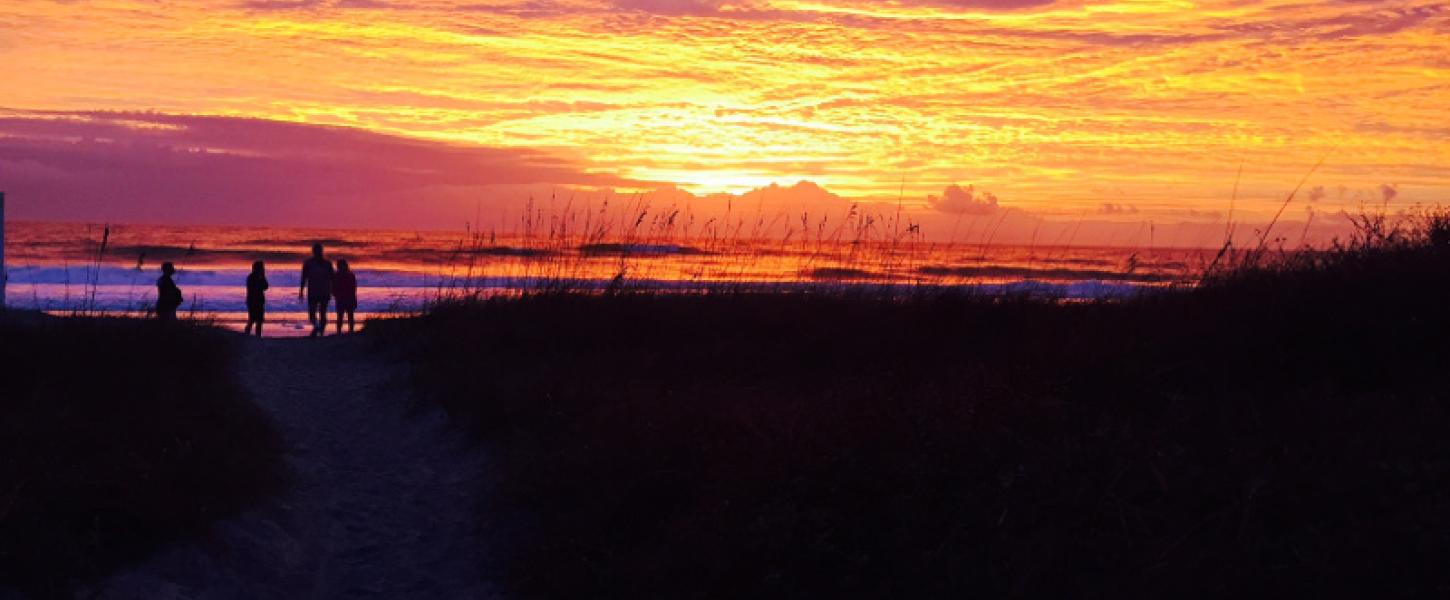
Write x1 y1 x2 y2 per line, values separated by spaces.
299 243 334 338
333 259 358 334
245 261 269 337
156 262 183 322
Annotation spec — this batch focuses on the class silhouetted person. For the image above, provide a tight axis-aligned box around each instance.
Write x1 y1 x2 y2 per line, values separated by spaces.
299 243 334 337
333 259 358 334
245 261 269 337
156 262 183 322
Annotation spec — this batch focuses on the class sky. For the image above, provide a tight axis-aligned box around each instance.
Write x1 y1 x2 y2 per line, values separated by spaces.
1 0 1446 244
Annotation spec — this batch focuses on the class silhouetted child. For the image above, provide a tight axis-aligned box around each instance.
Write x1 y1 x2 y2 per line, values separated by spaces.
245 261 269 337
156 262 183 322
299 243 334 338
333 259 358 334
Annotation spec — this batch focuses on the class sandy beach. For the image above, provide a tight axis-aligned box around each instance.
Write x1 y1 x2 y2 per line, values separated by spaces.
82 335 497 599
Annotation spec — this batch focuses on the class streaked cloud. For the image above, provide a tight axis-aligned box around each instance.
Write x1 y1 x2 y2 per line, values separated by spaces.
1099 203 1138 215
0 0 1445 236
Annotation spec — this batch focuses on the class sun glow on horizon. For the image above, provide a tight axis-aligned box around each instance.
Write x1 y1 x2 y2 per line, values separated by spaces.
1 0 1447 229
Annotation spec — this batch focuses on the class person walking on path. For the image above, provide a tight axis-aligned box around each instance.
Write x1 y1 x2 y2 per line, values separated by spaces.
299 243 334 338
245 261 269 337
333 259 358 334
156 262 183 322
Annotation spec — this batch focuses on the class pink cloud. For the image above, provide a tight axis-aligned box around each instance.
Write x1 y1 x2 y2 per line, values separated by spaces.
0 110 637 228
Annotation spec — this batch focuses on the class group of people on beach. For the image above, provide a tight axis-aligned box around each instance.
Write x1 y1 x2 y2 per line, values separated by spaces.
156 242 358 338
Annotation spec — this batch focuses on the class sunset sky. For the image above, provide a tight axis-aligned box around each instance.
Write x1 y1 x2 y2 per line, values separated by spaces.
1 0 1446 242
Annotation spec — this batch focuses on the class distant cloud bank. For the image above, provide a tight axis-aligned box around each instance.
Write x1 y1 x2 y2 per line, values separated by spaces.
0 109 633 227
928 184 1000 215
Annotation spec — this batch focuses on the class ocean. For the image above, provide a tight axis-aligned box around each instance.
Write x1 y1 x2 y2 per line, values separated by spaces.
3 222 1208 336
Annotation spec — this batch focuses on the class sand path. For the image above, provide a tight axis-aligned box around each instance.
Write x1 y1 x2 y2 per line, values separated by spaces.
87 334 497 599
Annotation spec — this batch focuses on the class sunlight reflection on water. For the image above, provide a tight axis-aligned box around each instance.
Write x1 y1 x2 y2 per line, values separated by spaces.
6 221 1208 335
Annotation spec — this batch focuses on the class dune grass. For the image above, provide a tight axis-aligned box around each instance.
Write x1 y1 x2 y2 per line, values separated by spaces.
372 208 1450 598
0 315 284 597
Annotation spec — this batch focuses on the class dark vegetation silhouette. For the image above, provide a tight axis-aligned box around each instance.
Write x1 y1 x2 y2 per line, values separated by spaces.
0 315 284 597
371 207 1450 598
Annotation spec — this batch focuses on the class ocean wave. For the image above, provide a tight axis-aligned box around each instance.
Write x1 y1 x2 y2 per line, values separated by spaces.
106 245 311 264
806 267 884 281
380 246 556 261
237 238 373 248
5 265 445 289
579 243 706 256
918 265 1187 283
5 274 1157 313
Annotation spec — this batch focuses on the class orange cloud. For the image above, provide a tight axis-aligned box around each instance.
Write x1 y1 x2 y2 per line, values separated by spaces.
928 184 1000 215
0 0 1445 230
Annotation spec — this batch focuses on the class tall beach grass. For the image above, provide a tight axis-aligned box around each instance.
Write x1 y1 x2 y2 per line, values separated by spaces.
373 204 1450 598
